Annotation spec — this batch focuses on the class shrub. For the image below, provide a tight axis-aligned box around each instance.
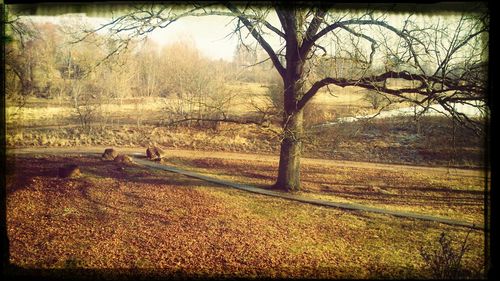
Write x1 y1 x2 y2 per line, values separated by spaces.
419 231 480 279
303 103 334 127
363 90 388 110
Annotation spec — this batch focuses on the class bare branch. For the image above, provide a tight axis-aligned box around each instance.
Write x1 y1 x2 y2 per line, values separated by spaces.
297 70 484 111
304 8 327 42
225 3 286 78
338 25 377 65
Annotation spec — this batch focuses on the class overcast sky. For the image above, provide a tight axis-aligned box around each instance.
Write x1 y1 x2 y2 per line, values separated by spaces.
23 9 478 68
27 13 249 61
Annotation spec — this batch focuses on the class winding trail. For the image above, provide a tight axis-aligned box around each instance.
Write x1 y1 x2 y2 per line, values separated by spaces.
8 147 486 230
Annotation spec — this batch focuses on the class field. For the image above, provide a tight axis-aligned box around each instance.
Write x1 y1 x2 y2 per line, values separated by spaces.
4 7 490 280
5 82 489 279
5 150 487 279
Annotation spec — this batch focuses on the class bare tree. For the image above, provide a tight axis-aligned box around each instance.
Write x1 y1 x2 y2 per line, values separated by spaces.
77 2 487 191
4 16 40 107
157 41 236 128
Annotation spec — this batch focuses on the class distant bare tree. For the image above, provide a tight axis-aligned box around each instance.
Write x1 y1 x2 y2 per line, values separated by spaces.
4 16 39 106
158 41 242 129
70 80 104 132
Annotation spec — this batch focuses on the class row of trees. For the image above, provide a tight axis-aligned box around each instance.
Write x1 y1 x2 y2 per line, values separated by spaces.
5 19 238 100
6 17 282 129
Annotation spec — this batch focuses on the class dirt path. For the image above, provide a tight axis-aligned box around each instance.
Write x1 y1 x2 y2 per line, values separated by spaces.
131 156 483 230
7 146 486 178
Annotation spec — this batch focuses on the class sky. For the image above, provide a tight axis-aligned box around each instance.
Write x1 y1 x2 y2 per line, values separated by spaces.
27 13 244 62
144 15 240 61
23 10 433 64
22 8 478 67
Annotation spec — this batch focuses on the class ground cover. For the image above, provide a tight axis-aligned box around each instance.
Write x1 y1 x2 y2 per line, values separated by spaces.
6 152 486 279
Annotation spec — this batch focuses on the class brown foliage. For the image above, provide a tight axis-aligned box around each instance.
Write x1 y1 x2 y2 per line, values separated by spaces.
6 154 485 278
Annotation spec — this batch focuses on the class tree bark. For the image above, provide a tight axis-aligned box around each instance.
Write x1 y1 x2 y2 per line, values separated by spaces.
273 7 307 192
275 108 304 191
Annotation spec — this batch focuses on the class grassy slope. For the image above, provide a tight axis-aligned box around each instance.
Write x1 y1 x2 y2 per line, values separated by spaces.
6 153 486 278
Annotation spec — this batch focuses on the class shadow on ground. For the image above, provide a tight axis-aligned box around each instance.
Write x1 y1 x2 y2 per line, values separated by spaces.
5 154 222 196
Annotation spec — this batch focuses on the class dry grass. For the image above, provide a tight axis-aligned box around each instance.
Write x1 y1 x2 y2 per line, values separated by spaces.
6 82 486 169
6 115 485 168
5 83 378 128
6 123 280 154
304 115 486 167
6 153 486 279
162 155 486 226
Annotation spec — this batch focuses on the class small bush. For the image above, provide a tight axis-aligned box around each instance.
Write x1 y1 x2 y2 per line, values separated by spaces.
419 231 480 279
363 90 388 110
303 103 335 127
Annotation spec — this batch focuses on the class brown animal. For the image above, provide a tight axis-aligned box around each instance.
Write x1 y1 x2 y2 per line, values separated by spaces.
102 148 118 160
146 146 165 161
114 154 134 164
58 164 81 178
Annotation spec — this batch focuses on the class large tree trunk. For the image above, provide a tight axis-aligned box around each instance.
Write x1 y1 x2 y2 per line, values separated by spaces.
275 61 304 192
275 108 304 191
273 7 307 192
